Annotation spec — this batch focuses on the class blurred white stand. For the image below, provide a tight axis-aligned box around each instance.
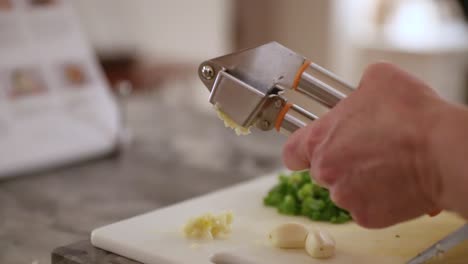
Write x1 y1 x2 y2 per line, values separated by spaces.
331 0 468 103
353 40 468 103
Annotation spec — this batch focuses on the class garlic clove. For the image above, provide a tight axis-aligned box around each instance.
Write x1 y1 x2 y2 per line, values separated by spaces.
305 228 335 258
268 223 308 249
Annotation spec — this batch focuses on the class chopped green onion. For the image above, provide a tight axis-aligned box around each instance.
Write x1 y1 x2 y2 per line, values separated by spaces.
263 171 352 223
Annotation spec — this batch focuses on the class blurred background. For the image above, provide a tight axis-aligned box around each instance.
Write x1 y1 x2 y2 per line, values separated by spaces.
74 0 468 102
1 1 468 264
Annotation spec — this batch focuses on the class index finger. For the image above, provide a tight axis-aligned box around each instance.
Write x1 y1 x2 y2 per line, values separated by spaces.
282 117 329 171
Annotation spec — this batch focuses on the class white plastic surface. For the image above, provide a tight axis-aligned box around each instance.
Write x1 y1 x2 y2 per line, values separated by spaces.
91 175 468 264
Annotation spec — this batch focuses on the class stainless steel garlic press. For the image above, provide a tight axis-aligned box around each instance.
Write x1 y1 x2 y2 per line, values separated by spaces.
199 42 468 264
198 41 355 135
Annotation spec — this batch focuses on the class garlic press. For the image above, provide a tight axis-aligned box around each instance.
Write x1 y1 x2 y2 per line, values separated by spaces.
198 42 355 135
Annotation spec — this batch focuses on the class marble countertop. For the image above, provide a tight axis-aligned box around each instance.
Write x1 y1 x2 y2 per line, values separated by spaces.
0 83 285 264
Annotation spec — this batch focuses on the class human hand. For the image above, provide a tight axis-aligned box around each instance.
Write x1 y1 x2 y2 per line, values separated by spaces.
282 63 446 228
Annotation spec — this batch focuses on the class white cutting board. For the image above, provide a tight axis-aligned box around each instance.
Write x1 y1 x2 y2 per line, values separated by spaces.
91 174 468 264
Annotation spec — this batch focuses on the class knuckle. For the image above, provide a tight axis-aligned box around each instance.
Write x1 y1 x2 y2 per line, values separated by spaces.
282 140 297 160
315 166 339 187
353 215 370 228
282 143 307 170
352 207 386 229
311 147 341 187
330 189 382 229
364 62 395 76
304 132 321 158
330 187 352 209
359 62 398 90
351 208 373 228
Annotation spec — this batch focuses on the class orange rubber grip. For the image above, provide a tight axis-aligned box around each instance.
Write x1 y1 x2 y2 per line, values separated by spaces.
274 103 293 132
292 60 311 90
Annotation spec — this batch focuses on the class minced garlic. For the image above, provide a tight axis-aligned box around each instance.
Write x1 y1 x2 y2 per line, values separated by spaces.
214 105 251 136
183 211 234 240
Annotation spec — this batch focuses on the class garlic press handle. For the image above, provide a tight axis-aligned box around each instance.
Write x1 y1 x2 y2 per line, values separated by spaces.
277 62 355 135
